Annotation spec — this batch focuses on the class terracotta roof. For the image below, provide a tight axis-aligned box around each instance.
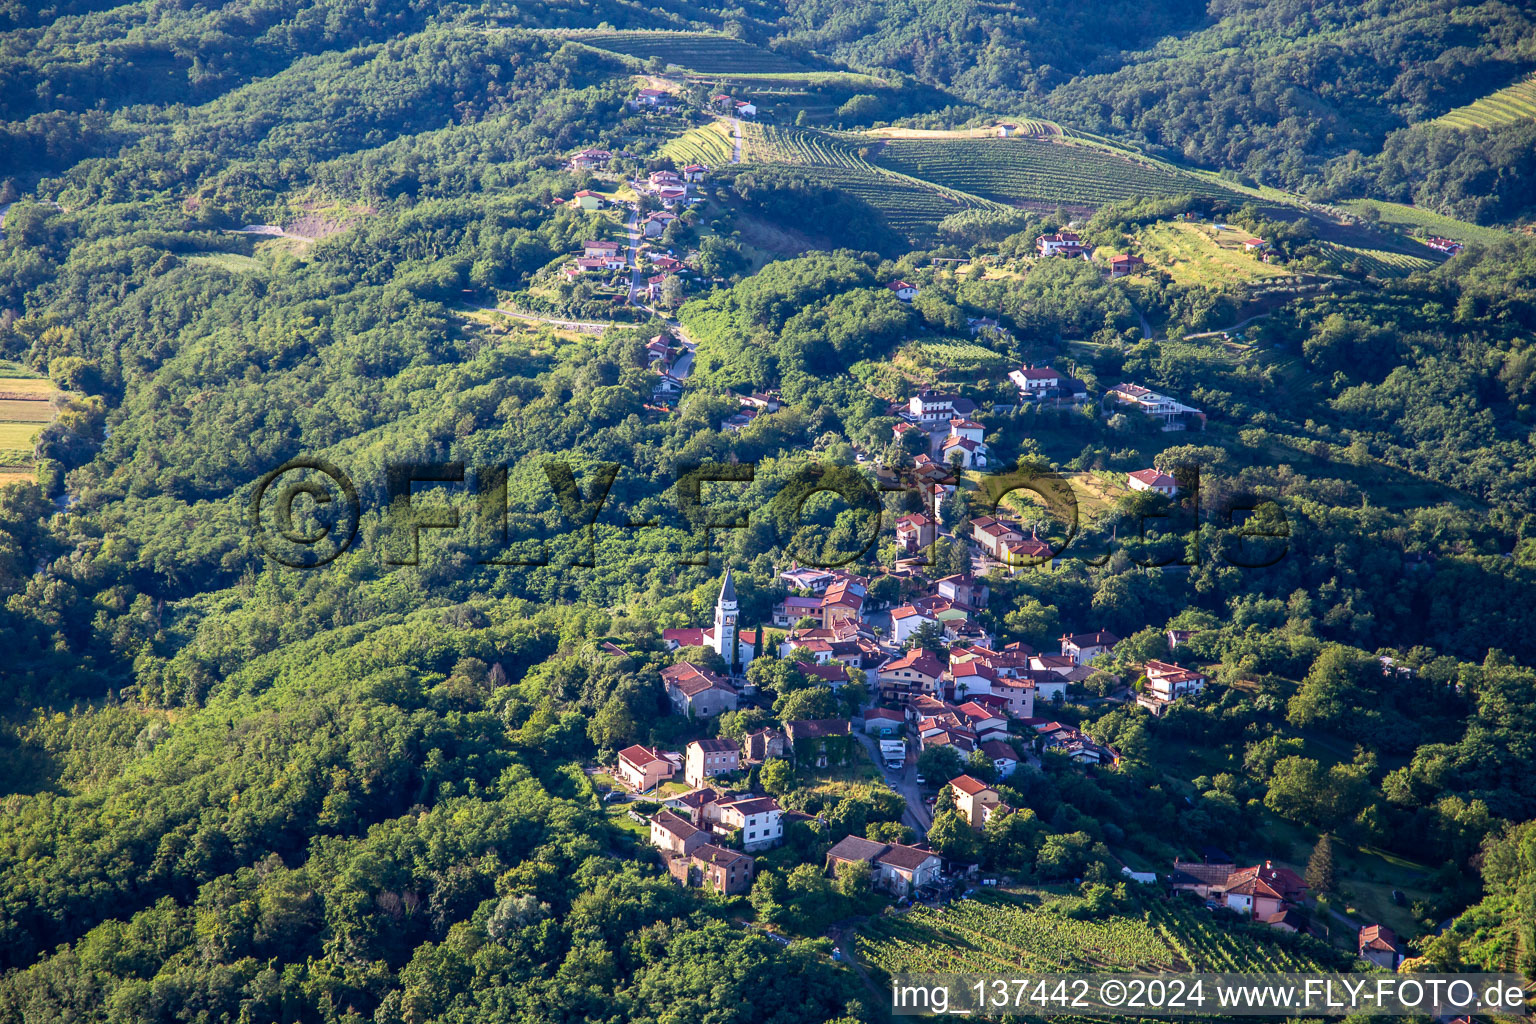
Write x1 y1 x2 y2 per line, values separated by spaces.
651 809 699 840
1359 924 1402 953
1128 468 1177 489
980 740 1017 760
619 744 667 768
864 707 904 721
671 786 725 808
662 662 734 697
950 774 993 796
827 835 888 863
880 650 944 677
877 843 940 871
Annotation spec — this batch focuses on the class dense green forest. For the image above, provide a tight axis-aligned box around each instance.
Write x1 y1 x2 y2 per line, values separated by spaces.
3 0 1536 1021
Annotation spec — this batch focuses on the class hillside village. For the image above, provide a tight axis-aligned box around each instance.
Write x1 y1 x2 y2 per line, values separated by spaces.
533 78 1439 971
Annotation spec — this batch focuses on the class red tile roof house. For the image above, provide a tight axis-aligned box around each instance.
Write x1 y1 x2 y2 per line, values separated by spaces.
949 774 1003 828
1036 231 1084 257
568 147 612 170
876 648 944 701
887 280 919 301
895 513 936 554
1137 660 1209 714
1127 468 1178 496
889 603 937 645
616 744 676 793
661 662 739 719
1008 365 1063 398
1109 253 1145 277
1359 924 1405 970
980 739 1020 777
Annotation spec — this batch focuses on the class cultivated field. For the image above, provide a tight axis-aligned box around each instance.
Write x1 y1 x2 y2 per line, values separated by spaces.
865 122 1059 139
563 30 811 74
894 339 1010 376
868 137 1237 207
741 123 999 242
855 889 1345 978
1323 242 1439 279
1337 199 1512 247
1133 222 1293 287
0 368 59 480
660 120 735 167
1434 74 1536 129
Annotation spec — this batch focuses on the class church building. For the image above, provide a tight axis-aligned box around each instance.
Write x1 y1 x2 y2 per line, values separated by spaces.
660 567 759 671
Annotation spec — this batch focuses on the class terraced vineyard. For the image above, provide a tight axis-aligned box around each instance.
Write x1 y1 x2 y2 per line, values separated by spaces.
741 124 1001 243
1324 242 1440 278
855 890 1345 980
661 121 734 167
566 30 810 74
868 137 1238 207
1434 74 1536 129
1337 199 1511 247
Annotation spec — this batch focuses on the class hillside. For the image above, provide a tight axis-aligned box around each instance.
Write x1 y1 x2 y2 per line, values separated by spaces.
3 2 1536 1023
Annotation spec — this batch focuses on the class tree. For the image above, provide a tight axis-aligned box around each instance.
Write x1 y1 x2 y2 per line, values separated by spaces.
749 870 790 925
904 619 946 656
917 745 965 785
966 748 999 785
775 685 838 722
587 695 636 749
927 810 982 862
759 758 794 796
833 859 872 898
866 821 914 844
1306 834 1336 896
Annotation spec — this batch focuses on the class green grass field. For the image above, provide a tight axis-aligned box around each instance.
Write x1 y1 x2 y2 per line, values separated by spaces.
189 252 264 273
562 30 812 74
1434 73 1536 129
867 137 1238 207
0 420 42 453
